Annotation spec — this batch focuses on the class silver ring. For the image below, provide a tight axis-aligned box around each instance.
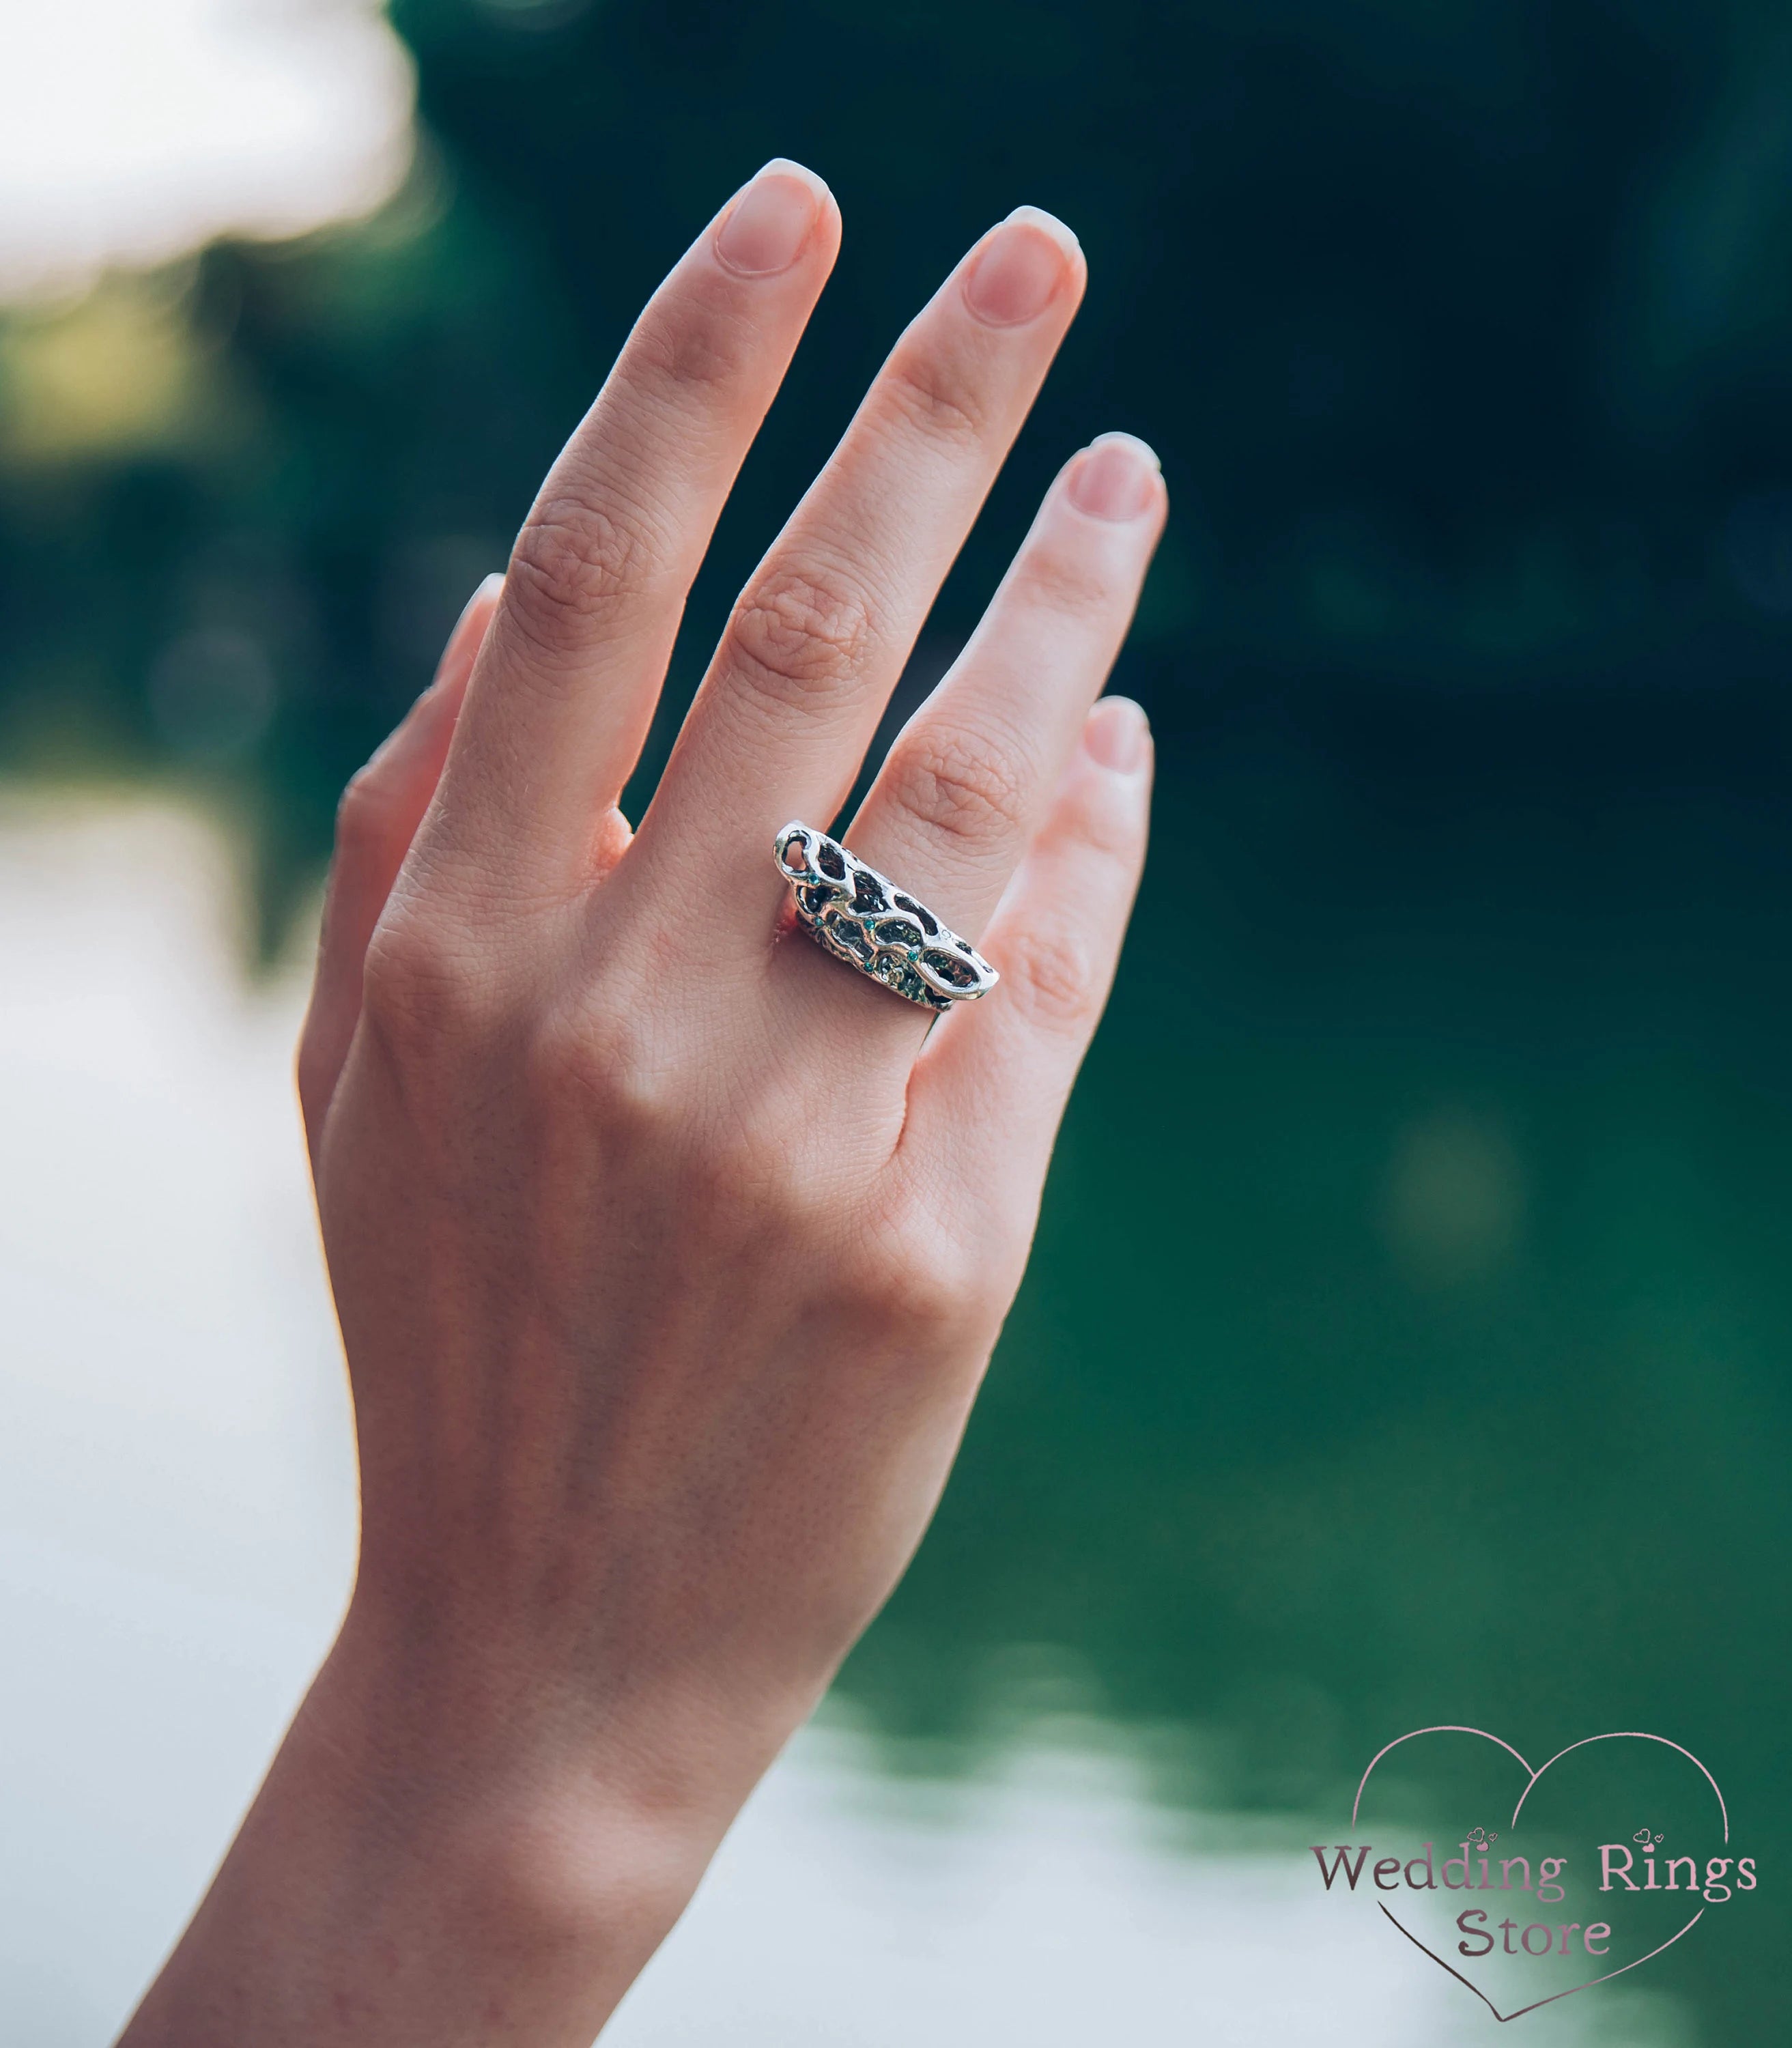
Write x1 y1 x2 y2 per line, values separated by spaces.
774 823 998 1012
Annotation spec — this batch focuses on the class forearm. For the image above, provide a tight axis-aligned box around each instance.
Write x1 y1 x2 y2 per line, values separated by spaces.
117 1608 743 2048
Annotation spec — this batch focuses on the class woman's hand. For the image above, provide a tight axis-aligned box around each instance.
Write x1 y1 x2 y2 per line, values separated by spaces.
122 161 1163 2047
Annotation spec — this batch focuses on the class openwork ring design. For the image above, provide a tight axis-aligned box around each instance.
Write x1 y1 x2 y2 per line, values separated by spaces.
774 823 999 1012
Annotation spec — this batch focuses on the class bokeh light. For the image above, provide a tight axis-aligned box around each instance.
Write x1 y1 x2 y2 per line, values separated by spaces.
0 0 412 300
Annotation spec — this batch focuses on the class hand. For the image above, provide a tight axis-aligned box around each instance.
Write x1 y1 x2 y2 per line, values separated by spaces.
122 160 1163 2047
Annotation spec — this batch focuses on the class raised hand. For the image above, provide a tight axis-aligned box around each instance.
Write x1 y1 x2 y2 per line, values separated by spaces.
123 160 1163 2048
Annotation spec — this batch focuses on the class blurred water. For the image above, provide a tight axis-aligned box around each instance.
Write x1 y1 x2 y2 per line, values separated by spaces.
0 792 1681 2045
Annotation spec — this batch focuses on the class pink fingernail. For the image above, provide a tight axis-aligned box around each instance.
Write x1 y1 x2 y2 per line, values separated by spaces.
1084 696 1150 774
459 570 504 625
716 160 825 276
436 571 503 675
1068 433 1161 522
963 206 1079 326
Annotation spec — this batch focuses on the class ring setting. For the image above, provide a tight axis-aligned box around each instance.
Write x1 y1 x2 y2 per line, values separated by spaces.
774 823 998 1011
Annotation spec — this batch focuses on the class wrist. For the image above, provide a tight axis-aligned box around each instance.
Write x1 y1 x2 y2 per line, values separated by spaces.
317 1595 735 1931
123 1604 738 2047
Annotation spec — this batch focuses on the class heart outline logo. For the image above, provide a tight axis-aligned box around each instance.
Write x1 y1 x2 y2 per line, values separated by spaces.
1351 1726 1729 2024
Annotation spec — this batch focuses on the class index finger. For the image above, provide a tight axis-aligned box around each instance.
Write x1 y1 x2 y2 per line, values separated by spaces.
430 161 842 890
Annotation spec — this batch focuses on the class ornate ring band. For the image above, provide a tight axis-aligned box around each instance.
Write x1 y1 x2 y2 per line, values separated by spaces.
774 823 999 1012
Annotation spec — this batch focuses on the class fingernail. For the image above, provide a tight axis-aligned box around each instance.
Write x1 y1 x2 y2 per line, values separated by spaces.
436 571 504 675
1084 695 1150 774
964 205 1079 326
716 160 825 276
462 570 505 621
1069 433 1161 522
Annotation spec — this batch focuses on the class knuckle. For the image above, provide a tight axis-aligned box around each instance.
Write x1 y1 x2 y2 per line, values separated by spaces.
726 565 875 709
879 349 989 448
631 295 756 395
847 1221 988 1335
885 722 1032 845
1001 923 1102 1030
1011 541 1117 620
334 765 397 855
1057 760 1150 861
526 1001 667 1132
507 496 658 654
681 1086 825 1224
359 911 496 1050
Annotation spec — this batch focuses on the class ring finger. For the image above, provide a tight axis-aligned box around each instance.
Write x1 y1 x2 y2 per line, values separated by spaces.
851 431 1163 922
779 432 1165 1035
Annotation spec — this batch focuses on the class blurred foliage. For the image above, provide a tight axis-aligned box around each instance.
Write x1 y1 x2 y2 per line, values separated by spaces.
10 1 1792 911
4 1 1792 2036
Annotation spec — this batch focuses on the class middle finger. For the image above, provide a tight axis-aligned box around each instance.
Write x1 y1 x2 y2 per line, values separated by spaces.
637 206 1085 899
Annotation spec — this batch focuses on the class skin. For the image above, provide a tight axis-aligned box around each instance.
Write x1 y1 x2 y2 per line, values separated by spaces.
118 160 1165 2047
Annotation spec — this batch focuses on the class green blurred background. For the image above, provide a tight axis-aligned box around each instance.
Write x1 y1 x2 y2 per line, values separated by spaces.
3 1 1789 2036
